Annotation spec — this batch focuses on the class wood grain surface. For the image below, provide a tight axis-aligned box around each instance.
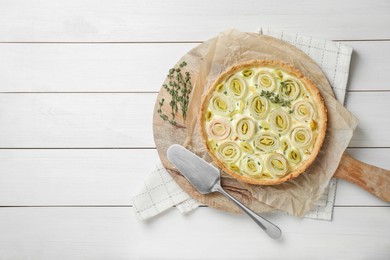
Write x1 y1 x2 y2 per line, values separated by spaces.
0 0 389 258
1 0 389 41
335 153 390 201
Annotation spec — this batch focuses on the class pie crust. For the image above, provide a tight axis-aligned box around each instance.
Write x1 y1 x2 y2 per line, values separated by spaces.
199 60 327 185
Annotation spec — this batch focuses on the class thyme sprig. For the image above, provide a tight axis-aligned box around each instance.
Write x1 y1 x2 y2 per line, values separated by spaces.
260 90 291 107
157 61 193 126
157 98 168 121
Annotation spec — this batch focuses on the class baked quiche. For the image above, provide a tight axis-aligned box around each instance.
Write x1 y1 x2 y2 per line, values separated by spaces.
200 60 327 185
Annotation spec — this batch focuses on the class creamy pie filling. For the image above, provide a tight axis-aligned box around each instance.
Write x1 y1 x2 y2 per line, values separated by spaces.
204 67 320 180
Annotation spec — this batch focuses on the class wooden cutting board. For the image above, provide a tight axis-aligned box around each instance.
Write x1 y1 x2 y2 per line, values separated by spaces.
334 153 389 201
153 35 390 214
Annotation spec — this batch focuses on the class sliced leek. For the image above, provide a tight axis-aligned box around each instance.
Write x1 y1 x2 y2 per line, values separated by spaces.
255 71 276 91
207 118 232 141
242 69 254 78
254 132 279 152
281 139 289 154
266 153 288 177
293 101 316 122
287 148 301 164
205 110 213 121
235 116 256 141
216 141 241 164
210 93 232 116
241 156 262 176
269 108 290 134
227 76 247 99
280 78 301 100
291 127 312 148
240 141 254 154
248 94 268 119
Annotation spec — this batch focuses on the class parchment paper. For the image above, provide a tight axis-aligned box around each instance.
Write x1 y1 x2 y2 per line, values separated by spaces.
181 29 359 216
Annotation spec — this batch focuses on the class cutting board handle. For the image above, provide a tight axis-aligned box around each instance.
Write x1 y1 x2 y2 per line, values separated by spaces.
334 152 390 202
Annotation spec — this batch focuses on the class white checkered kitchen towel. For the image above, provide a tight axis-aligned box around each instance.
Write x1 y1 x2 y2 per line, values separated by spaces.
132 29 353 221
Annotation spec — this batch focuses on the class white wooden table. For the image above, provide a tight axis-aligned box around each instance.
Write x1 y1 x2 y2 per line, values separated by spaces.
0 1 389 259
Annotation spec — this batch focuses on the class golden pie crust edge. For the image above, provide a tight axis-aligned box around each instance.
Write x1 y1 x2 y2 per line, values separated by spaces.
199 60 328 185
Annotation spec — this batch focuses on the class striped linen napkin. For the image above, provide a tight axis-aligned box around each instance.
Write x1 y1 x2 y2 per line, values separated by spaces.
132 29 353 221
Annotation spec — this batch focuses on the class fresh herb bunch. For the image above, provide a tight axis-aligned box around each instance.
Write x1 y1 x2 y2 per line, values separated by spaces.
260 90 291 107
157 61 193 126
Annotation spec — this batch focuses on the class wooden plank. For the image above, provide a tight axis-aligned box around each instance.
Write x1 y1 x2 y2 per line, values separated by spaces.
0 92 389 148
346 92 390 147
0 43 197 92
0 149 156 206
0 0 389 41
0 148 387 206
347 41 390 91
0 93 156 148
0 207 388 259
0 41 389 93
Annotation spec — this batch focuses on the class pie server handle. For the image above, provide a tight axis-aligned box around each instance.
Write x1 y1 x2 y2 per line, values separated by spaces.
213 182 282 239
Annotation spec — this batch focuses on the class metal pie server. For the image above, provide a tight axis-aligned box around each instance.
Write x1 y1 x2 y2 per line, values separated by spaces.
167 144 282 239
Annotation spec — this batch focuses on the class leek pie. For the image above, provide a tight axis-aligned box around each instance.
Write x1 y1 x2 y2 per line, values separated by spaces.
200 60 327 185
